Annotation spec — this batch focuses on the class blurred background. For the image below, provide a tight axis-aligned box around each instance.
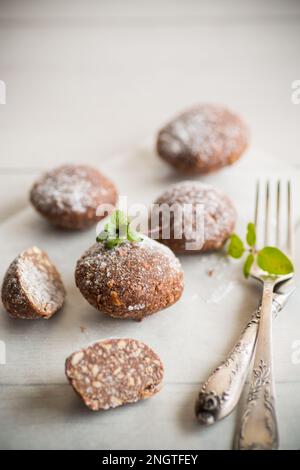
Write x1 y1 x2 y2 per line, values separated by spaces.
0 0 300 219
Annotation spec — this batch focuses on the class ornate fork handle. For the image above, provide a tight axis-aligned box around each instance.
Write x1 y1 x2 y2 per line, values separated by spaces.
195 298 282 426
235 282 279 450
195 278 295 426
195 308 261 425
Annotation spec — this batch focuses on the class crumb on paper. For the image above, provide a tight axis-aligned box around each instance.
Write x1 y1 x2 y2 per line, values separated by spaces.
207 269 214 277
80 325 87 333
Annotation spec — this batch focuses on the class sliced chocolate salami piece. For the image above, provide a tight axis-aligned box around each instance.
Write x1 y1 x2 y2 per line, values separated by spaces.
65 338 164 411
1 246 65 319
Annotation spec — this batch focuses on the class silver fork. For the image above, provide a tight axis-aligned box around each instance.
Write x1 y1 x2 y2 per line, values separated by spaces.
195 281 295 426
234 181 294 450
195 183 295 426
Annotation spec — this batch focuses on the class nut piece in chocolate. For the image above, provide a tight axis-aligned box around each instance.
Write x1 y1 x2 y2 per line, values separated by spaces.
65 338 164 411
1 246 65 319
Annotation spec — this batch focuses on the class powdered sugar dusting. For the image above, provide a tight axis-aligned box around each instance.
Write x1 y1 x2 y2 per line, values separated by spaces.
138 235 182 271
128 303 145 311
153 181 236 252
31 165 106 214
75 236 183 319
157 104 248 171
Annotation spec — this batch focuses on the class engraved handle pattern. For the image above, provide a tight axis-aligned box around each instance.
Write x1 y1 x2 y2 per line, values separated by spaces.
235 283 279 450
195 309 260 425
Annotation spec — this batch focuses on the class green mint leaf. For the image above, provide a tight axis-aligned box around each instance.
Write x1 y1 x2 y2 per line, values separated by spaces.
246 222 256 247
111 209 128 228
243 253 254 278
97 210 142 249
127 225 143 242
105 238 121 249
106 223 117 237
96 231 108 242
257 247 294 275
228 234 245 259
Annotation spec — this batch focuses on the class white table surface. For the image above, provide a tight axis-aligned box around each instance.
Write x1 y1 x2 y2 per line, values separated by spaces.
0 0 300 450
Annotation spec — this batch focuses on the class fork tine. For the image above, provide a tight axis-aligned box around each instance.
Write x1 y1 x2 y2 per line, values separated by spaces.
276 181 281 246
255 180 293 256
264 181 270 246
287 180 293 257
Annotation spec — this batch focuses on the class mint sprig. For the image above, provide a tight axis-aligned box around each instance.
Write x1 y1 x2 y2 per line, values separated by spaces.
243 253 255 278
96 210 143 249
227 234 245 259
228 222 294 278
246 222 256 247
257 247 293 275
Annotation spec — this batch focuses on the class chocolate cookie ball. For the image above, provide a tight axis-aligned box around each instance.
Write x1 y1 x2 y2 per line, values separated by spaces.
75 236 184 320
1 246 65 319
151 181 236 253
30 164 118 229
157 104 249 174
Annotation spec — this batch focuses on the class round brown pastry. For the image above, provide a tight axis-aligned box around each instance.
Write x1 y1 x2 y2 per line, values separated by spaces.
156 104 249 174
1 246 65 319
151 181 236 253
75 236 184 320
65 338 164 411
30 164 118 229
